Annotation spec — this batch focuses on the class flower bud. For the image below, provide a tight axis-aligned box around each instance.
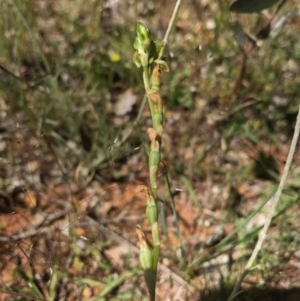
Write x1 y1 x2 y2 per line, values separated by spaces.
146 192 158 226
136 225 152 270
147 128 160 151
136 22 149 42
148 90 162 113
151 65 162 90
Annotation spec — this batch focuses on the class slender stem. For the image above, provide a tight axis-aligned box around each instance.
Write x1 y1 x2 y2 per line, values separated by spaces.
162 161 186 266
143 67 155 122
163 0 183 45
228 105 300 301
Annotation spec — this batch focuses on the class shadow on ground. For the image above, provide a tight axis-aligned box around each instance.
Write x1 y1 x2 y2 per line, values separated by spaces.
199 286 300 301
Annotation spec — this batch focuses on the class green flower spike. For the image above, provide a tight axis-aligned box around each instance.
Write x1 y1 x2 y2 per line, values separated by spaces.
133 21 168 301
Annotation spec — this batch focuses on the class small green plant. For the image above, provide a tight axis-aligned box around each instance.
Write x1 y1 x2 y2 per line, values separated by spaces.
133 22 169 301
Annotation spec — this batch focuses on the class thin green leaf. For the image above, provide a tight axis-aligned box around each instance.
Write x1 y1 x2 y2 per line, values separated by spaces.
16 267 44 299
98 271 135 298
109 292 133 300
48 269 58 301
75 277 105 286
